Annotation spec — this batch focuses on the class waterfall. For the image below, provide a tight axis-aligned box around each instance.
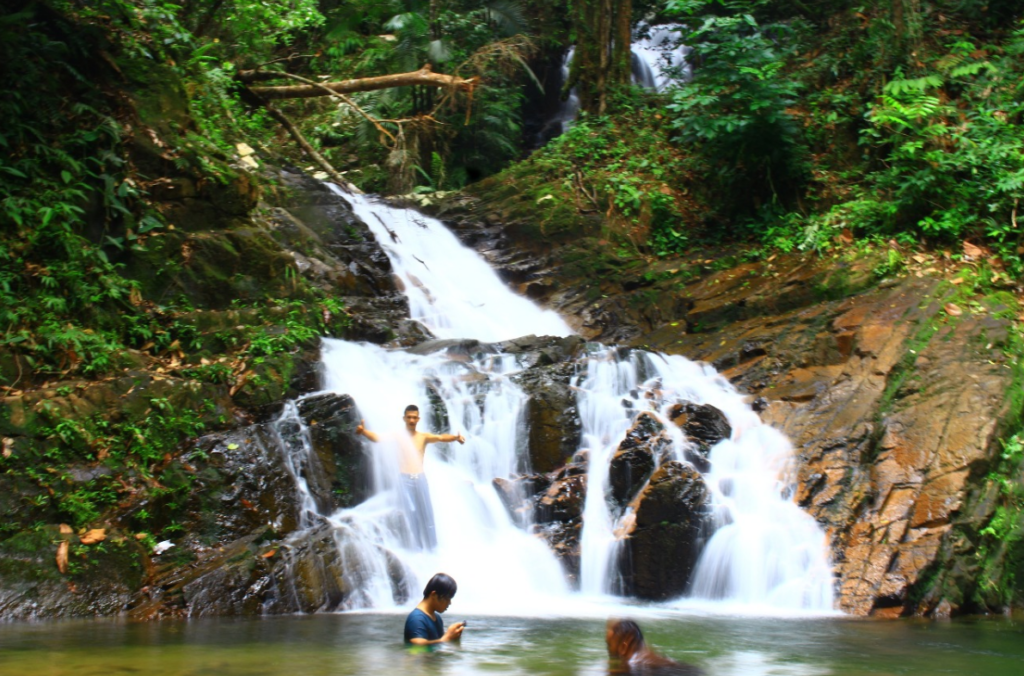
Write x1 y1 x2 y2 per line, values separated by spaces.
550 24 691 136
574 350 834 610
342 191 572 342
631 23 692 91
271 188 833 615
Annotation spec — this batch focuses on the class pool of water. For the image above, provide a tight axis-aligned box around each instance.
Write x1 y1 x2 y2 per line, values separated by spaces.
2 612 1022 676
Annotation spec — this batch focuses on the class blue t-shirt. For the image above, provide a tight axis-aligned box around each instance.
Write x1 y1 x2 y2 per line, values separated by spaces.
404 608 445 643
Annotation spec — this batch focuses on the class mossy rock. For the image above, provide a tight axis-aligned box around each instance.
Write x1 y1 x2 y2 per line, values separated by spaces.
0 526 146 619
127 228 302 309
232 351 304 412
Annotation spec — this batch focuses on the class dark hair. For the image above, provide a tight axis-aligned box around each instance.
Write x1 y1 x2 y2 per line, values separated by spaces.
608 619 645 651
404 405 419 415
423 572 457 599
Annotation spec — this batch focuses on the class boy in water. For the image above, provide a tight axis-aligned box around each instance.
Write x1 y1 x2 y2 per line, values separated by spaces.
404 573 466 644
606 619 703 674
356 405 465 550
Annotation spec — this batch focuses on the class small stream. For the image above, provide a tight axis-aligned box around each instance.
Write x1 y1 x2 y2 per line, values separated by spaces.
2 613 1022 676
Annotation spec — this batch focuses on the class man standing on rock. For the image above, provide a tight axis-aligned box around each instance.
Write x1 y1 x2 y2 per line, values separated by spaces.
356 404 465 550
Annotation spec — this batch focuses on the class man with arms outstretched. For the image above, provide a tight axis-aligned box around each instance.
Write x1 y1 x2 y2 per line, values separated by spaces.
356 404 465 550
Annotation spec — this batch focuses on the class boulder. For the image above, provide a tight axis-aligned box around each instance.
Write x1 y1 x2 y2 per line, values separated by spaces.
621 461 710 600
513 361 582 473
496 334 586 368
608 412 667 506
535 473 587 523
296 393 371 511
535 518 583 585
493 474 552 525
668 401 731 471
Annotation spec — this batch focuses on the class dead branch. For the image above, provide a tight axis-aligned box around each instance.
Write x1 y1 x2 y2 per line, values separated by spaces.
262 102 354 196
259 71 397 145
240 66 478 100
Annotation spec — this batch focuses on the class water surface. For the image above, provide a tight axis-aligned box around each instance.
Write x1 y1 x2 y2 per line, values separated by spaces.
2 613 1021 676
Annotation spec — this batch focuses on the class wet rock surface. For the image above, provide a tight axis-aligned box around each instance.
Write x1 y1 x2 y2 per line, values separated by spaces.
3 170 1020 621
621 461 711 600
608 412 667 507
513 361 582 473
296 393 371 510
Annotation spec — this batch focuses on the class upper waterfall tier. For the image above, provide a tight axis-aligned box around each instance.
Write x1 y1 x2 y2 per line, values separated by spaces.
331 186 573 342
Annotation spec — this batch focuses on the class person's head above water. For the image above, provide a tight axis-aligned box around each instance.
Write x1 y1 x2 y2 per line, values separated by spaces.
606 619 646 659
404 404 420 431
606 619 703 674
423 572 457 600
421 572 457 615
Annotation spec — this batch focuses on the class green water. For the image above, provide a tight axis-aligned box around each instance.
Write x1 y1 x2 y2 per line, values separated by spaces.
1 613 1022 676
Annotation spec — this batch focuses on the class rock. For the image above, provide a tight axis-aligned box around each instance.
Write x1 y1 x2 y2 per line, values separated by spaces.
233 349 321 418
296 394 371 511
535 474 587 523
513 361 581 473
139 427 306 548
384 320 436 348
0 526 146 620
621 461 710 600
405 338 488 357
608 412 666 506
496 334 586 368
668 401 732 470
535 518 582 585
493 474 552 525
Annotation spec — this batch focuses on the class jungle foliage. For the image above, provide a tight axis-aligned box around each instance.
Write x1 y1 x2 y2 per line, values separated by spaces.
4 0 1024 550
485 0 1024 270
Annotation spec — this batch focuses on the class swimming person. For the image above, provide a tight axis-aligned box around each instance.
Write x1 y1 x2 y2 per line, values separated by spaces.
606 619 703 674
356 405 465 550
404 573 465 645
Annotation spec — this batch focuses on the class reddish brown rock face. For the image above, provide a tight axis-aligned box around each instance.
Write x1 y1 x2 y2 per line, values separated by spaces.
643 273 1014 617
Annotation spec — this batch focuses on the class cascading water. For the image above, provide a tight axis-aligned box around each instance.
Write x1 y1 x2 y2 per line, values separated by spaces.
270 188 834 616
550 24 692 136
342 190 571 342
574 350 834 611
631 23 692 91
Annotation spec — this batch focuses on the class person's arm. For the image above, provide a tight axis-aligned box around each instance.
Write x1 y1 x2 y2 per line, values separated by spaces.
424 431 465 445
408 622 465 645
355 419 380 443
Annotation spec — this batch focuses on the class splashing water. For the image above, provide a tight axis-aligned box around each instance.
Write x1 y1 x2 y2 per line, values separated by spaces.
273 189 834 616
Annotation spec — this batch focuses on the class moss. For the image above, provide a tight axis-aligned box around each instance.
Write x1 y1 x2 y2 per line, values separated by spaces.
232 351 300 410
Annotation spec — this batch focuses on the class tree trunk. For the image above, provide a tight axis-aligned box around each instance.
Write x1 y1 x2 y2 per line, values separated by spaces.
240 66 476 100
565 0 632 115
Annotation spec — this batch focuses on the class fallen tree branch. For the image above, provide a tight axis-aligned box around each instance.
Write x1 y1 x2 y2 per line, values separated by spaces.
261 71 397 145
240 66 478 100
262 102 354 196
